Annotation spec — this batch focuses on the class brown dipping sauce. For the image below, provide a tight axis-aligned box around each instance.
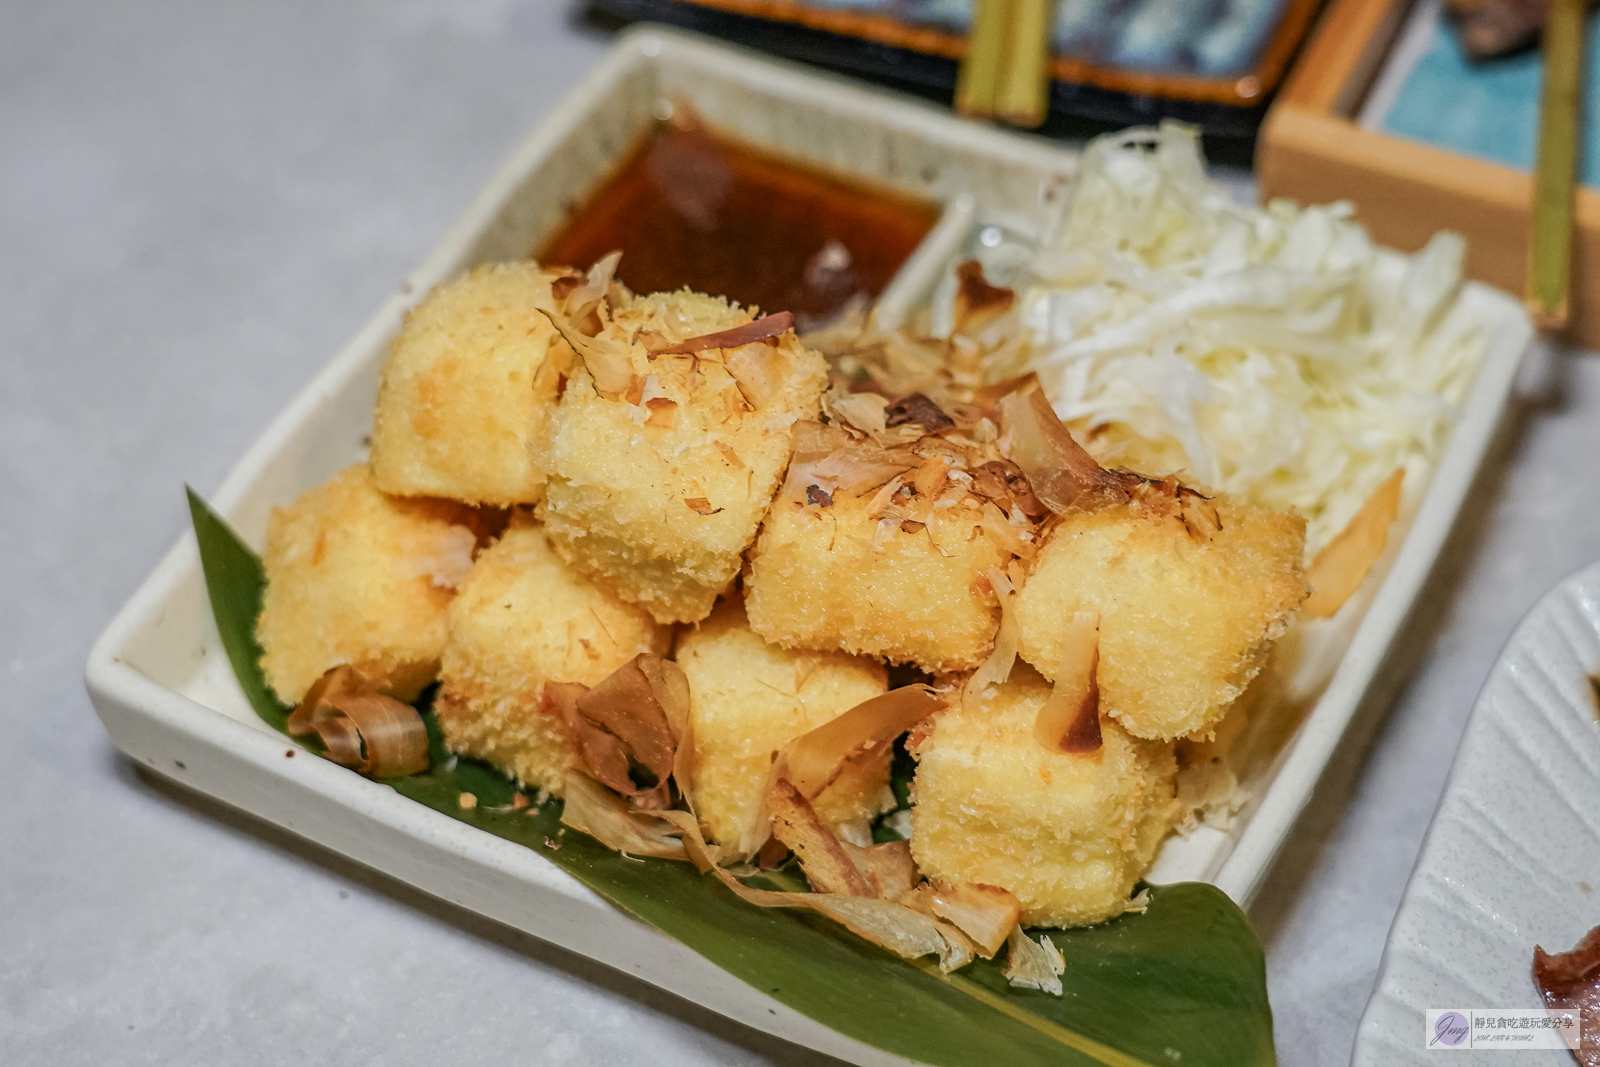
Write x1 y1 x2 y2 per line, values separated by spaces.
537 114 939 331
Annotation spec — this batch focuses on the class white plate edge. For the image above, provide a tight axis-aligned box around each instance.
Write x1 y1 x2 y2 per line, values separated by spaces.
1351 557 1600 1066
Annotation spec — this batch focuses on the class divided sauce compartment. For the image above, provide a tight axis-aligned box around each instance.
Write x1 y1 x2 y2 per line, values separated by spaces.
538 109 941 330
85 26 1533 1066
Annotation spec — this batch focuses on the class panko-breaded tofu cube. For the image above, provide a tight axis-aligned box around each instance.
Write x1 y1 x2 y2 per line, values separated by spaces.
744 485 1010 673
909 665 1179 928
371 262 570 506
536 289 828 623
435 521 669 796
257 464 478 705
675 597 891 845
1014 495 1306 742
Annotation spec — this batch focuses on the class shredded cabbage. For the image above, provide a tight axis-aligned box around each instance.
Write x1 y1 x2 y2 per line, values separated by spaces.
1001 121 1488 554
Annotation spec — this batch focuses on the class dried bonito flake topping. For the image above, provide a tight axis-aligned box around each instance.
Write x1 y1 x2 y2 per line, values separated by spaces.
782 386 1053 572
546 682 997 975
780 425 918 504
1303 468 1404 618
912 455 949 498
725 342 793 409
997 389 1141 514
977 500 1034 560
551 653 692 804
792 419 852 455
906 882 1024 958
560 249 622 324
1034 612 1103 754
286 664 430 777
1179 488 1223 544
769 778 876 897
656 803 978 973
539 309 636 398
841 839 919 902
559 771 689 861
776 684 948 805
654 311 795 355
885 393 955 433
743 882 977 972
1123 475 1222 543
1003 926 1066 995
964 565 1021 711
735 683 949 858
825 388 889 436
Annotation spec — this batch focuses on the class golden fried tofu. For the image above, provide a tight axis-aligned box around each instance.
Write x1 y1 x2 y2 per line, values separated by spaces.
1014 494 1306 741
535 289 828 624
745 484 1010 673
435 520 669 796
675 597 891 845
744 395 1044 673
371 262 570 506
257 464 477 705
908 665 1179 928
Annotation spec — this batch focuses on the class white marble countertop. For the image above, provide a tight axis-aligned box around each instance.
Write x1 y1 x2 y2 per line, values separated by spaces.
5 2 1598 1064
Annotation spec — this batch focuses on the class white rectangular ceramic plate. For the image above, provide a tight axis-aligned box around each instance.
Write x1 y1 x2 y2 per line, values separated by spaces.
1352 559 1600 1066
85 26 1533 1067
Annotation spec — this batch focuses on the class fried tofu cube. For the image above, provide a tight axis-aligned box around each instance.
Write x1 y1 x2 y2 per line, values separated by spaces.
536 290 828 624
908 665 1179 928
1014 495 1306 741
435 521 670 796
257 464 477 704
371 262 569 506
744 487 1010 673
675 597 891 845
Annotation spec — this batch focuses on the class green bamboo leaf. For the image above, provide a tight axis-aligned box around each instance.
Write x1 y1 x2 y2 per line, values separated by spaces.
187 486 289 731
188 488 1276 1067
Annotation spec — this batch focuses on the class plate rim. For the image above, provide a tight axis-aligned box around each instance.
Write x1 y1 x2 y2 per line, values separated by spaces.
1352 554 1600 1065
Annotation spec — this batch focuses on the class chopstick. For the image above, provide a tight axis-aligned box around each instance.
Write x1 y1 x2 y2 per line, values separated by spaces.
996 0 1053 126
957 0 1054 128
1526 0 1586 329
956 0 1009 119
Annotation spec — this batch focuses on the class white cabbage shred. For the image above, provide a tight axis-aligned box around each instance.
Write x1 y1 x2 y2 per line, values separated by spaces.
1005 121 1488 554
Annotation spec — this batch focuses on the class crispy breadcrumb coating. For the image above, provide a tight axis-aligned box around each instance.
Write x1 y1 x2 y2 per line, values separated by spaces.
535 290 827 624
675 597 891 844
1014 494 1306 741
435 520 670 796
257 464 475 704
909 665 1179 928
372 263 569 505
745 485 1009 672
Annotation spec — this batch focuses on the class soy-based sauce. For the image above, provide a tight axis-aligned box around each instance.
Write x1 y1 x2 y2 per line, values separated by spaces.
537 114 939 331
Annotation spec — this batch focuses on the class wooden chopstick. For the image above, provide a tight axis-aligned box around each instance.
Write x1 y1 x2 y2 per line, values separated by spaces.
1526 0 1586 329
957 0 1054 128
996 0 1053 127
956 0 1009 119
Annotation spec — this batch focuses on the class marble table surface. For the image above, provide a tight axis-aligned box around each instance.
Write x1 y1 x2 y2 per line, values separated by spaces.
5 2 1598 1064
